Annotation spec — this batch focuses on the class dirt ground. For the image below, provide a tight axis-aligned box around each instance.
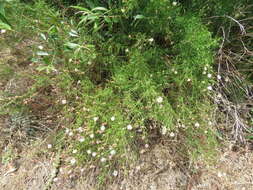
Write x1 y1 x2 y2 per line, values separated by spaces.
1 34 253 190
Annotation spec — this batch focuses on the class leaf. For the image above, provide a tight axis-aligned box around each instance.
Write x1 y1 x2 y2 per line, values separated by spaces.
40 33 47 40
36 51 49 56
70 6 91 12
65 42 80 49
134 15 145 20
0 22 11 30
92 7 108 12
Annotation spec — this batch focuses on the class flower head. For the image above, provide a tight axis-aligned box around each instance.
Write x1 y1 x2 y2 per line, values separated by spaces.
70 158 76 165
156 96 163 103
127 124 133 130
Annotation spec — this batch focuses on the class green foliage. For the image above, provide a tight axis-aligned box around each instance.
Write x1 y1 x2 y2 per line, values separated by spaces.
3 0 231 182
0 0 12 30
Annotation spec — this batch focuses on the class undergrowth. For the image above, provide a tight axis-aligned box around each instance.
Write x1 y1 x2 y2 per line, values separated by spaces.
1 0 252 187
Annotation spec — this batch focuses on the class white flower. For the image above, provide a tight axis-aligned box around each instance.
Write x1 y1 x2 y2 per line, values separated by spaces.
217 75 221 80
207 86 213 91
194 122 200 127
156 96 163 103
161 126 167 135
92 152 97 157
145 144 149 148
174 71 178 74
148 38 154 42
100 157 107 162
72 149 78 154
172 1 177 6
208 121 212 126
38 45 44 50
207 73 212 78
77 127 83 132
111 116 115 121
127 124 133 130
47 144 52 149
170 132 175 137
65 128 70 134
217 93 222 98
125 48 129 53
203 71 207 75
90 134 94 138
112 170 118 176
100 125 106 131
187 78 191 82
204 66 208 71
93 117 99 122
87 149 91 154
1 29 6 34
110 149 116 155
79 136 85 142
69 131 74 136
70 158 76 165
61 99 67 104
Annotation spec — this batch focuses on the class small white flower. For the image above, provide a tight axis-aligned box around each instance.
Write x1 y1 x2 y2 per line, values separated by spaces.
77 127 83 132
125 48 129 53
72 149 78 154
65 128 70 134
92 152 97 157
87 149 91 154
156 96 163 103
69 131 74 136
217 171 222 178
204 66 208 71
79 136 85 142
100 125 106 131
38 45 44 50
61 99 67 104
100 157 107 162
170 132 175 137
93 117 99 122
203 71 207 75
47 144 52 149
145 144 149 148
1 29 6 34
174 71 178 74
161 126 167 135
112 170 118 176
111 116 115 121
208 121 212 126
110 149 116 155
217 75 221 80
90 134 94 138
217 93 222 98
207 86 213 91
127 124 133 130
172 1 177 6
70 158 76 165
187 78 191 82
53 177 58 182
148 38 154 42
194 122 200 127
207 73 212 78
